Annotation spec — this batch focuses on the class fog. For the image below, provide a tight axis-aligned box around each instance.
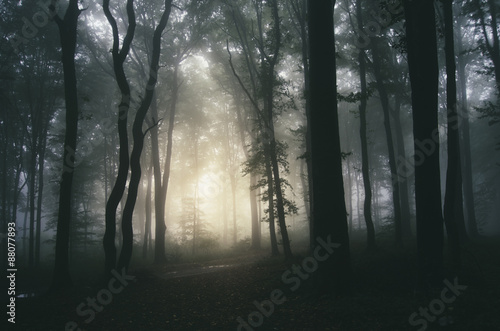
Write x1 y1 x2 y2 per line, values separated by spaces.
1 0 499 329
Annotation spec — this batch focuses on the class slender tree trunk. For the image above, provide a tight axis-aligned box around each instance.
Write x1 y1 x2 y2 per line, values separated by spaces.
155 62 180 264
356 173 361 230
308 0 351 295
143 162 152 259
267 131 292 258
249 174 260 249
223 184 228 246
371 42 407 245
150 94 168 264
456 21 478 238
346 156 353 234
265 155 279 256
51 0 81 290
28 150 36 268
230 174 237 244
193 162 198 255
443 0 465 273
299 160 310 221
392 91 412 234
35 138 46 267
263 0 292 260
117 0 172 271
103 0 135 276
234 100 260 249
23 208 28 264
357 0 375 249
289 0 313 251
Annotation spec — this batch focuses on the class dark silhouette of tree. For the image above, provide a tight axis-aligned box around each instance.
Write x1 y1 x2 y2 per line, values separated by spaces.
356 0 376 250
443 0 466 272
225 0 293 259
403 0 444 288
116 0 173 272
455 15 479 238
286 0 314 249
102 0 135 276
50 0 82 291
308 0 351 294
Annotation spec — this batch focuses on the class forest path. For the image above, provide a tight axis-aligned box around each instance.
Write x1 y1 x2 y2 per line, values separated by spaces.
153 250 270 279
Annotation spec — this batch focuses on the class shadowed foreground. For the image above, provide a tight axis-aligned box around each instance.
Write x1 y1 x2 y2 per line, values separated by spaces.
13 240 500 331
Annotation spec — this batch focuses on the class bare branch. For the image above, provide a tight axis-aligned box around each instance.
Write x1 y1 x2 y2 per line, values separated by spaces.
226 39 264 122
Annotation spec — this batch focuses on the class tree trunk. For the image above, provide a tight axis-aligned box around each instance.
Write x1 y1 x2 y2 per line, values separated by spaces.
223 184 228 246
103 0 135 276
392 91 412 235
403 0 444 288
443 0 465 273
456 20 478 238
51 0 81 291
234 100 260 249
35 137 46 267
308 0 351 295
265 155 279 256
230 174 237 244
150 93 168 264
267 131 292 259
249 174 260 249
357 0 376 250
356 173 361 230
371 42 407 245
28 148 36 269
143 162 152 259
346 155 353 234
155 62 180 264
263 0 292 260
117 0 172 271
289 0 313 252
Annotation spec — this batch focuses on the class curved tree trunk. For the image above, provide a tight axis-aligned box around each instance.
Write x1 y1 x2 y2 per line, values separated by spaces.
117 0 172 271
102 0 135 276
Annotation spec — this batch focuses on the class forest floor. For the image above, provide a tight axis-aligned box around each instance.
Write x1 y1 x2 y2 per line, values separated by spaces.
10 236 500 331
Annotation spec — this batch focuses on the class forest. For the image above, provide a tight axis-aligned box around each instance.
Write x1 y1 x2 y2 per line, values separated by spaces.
1 0 500 330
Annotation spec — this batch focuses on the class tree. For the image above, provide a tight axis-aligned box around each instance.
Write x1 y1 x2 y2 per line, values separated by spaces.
50 0 82 291
356 0 376 250
403 0 444 288
442 0 466 272
286 0 314 249
116 0 173 272
224 0 293 259
102 0 135 276
308 0 351 294
455 13 479 238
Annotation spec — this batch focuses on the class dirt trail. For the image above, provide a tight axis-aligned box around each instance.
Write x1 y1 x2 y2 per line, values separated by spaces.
154 251 268 279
